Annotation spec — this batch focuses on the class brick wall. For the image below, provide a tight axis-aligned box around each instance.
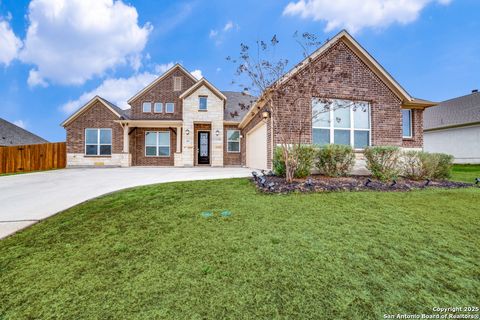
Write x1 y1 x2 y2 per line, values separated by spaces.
224 124 242 166
129 68 196 120
272 40 404 150
65 101 123 154
130 127 177 166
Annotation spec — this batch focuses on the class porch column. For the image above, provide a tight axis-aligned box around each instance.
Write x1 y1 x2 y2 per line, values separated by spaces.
123 125 129 153
176 126 182 152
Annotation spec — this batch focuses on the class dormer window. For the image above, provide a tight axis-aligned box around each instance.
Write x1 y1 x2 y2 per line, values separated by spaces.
199 96 207 111
174 77 182 91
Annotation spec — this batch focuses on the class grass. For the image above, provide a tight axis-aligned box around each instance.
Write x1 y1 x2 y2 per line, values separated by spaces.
450 164 480 183
0 178 479 319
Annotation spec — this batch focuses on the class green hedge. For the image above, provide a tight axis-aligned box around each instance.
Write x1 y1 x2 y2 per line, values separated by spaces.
272 145 316 179
364 146 401 181
315 144 355 176
402 151 453 180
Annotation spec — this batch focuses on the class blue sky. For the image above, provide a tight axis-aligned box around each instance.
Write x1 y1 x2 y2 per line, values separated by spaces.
0 0 479 142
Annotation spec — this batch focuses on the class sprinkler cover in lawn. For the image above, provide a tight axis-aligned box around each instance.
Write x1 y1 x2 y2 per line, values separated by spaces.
201 211 213 218
221 210 232 217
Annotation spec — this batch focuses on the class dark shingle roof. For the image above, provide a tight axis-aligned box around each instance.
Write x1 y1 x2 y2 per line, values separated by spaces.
0 118 48 146
98 97 131 119
222 91 257 122
424 91 480 130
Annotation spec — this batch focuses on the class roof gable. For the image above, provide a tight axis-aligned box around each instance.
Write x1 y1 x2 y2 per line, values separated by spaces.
127 64 198 104
278 30 414 103
179 78 227 101
61 96 122 127
0 117 48 146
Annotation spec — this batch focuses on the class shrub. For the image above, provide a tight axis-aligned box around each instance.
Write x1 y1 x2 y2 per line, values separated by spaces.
315 144 355 176
401 151 454 180
364 146 401 181
272 145 316 179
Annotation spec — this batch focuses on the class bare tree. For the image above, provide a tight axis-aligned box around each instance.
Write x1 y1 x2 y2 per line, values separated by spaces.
228 32 369 182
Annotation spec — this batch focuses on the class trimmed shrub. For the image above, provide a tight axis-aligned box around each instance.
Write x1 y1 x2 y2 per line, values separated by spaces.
401 151 454 180
272 145 316 179
315 144 355 176
364 146 401 181
272 147 286 177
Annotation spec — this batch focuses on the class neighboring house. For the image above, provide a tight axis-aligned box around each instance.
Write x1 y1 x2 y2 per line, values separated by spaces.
424 90 480 163
62 30 435 169
0 118 48 146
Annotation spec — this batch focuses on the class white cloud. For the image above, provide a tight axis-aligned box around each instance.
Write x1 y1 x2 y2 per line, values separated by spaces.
20 0 152 86
190 69 202 80
283 0 452 33
154 62 175 74
13 120 27 129
209 29 218 38
223 21 234 32
0 18 22 66
27 69 48 87
61 72 157 114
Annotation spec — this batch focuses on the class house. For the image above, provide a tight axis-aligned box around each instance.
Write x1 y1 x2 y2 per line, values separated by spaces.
0 117 48 146
424 90 480 163
62 30 435 169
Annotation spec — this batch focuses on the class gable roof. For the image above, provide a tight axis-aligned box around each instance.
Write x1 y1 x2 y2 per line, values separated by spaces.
0 118 48 146
127 64 198 104
424 91 480 131
179 78 227 101
61 96 127 127
239 29 436 128
222 91 256 122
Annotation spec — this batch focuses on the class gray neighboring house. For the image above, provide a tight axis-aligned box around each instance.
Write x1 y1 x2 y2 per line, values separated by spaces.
424 90 480 163
0 118 48 146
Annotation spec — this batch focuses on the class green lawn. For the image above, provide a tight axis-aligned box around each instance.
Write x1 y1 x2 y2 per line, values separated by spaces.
450 164 480 183
1 179 479 319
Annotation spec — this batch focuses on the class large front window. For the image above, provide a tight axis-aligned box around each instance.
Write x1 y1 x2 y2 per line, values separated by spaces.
85 128 112 156
312 98 370 149
145 131 170 157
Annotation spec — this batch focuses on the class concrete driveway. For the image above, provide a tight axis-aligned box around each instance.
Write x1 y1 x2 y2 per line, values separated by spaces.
0 167 252 239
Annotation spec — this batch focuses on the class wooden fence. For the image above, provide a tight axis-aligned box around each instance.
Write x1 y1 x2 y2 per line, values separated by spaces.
0 142 66 174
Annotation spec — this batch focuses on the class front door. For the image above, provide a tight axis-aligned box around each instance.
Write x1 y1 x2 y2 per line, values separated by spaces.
198 131 210 165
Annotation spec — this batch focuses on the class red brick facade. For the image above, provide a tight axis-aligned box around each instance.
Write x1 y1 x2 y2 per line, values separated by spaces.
65 101 124 155
129 68 196 120
224 124 242 166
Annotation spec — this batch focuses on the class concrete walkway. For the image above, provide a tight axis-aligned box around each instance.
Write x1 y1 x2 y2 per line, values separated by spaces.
0 167 252 239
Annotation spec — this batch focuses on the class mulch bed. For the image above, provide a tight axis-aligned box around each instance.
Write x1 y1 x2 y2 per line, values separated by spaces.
253 174 473 194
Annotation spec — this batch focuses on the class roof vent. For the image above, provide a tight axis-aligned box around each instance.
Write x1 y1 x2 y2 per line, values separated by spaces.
472 89 479 93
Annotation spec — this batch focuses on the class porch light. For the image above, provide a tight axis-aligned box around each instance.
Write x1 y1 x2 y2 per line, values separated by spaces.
215 129 220 136
262 111 270 119
185 129 190 136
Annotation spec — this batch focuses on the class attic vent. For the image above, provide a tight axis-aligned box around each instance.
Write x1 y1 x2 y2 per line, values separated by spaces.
174 77 182 91
472 89 478 93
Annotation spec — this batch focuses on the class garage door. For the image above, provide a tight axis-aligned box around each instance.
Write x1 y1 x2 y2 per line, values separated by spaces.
246 122 268 170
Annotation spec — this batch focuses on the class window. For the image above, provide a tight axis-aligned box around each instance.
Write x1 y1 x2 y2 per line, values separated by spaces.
145 131 170 157
165 103 175 113
173 77 182 91
227 130 240 152
199 96 208 111
402 109 412 138
85 128 112 156
312 98 370 149
154 102 163 113
143 102 152 113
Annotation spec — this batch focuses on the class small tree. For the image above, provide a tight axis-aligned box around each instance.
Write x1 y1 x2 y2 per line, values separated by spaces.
228 32 369 182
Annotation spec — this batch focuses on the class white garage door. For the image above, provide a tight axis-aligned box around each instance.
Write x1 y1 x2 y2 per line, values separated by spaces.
246 122 268 170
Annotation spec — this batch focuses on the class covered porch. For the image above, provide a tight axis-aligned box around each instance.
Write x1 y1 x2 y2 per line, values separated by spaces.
116 120 184 167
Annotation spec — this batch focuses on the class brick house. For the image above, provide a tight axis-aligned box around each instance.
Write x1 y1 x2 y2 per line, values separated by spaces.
62 30 435 169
